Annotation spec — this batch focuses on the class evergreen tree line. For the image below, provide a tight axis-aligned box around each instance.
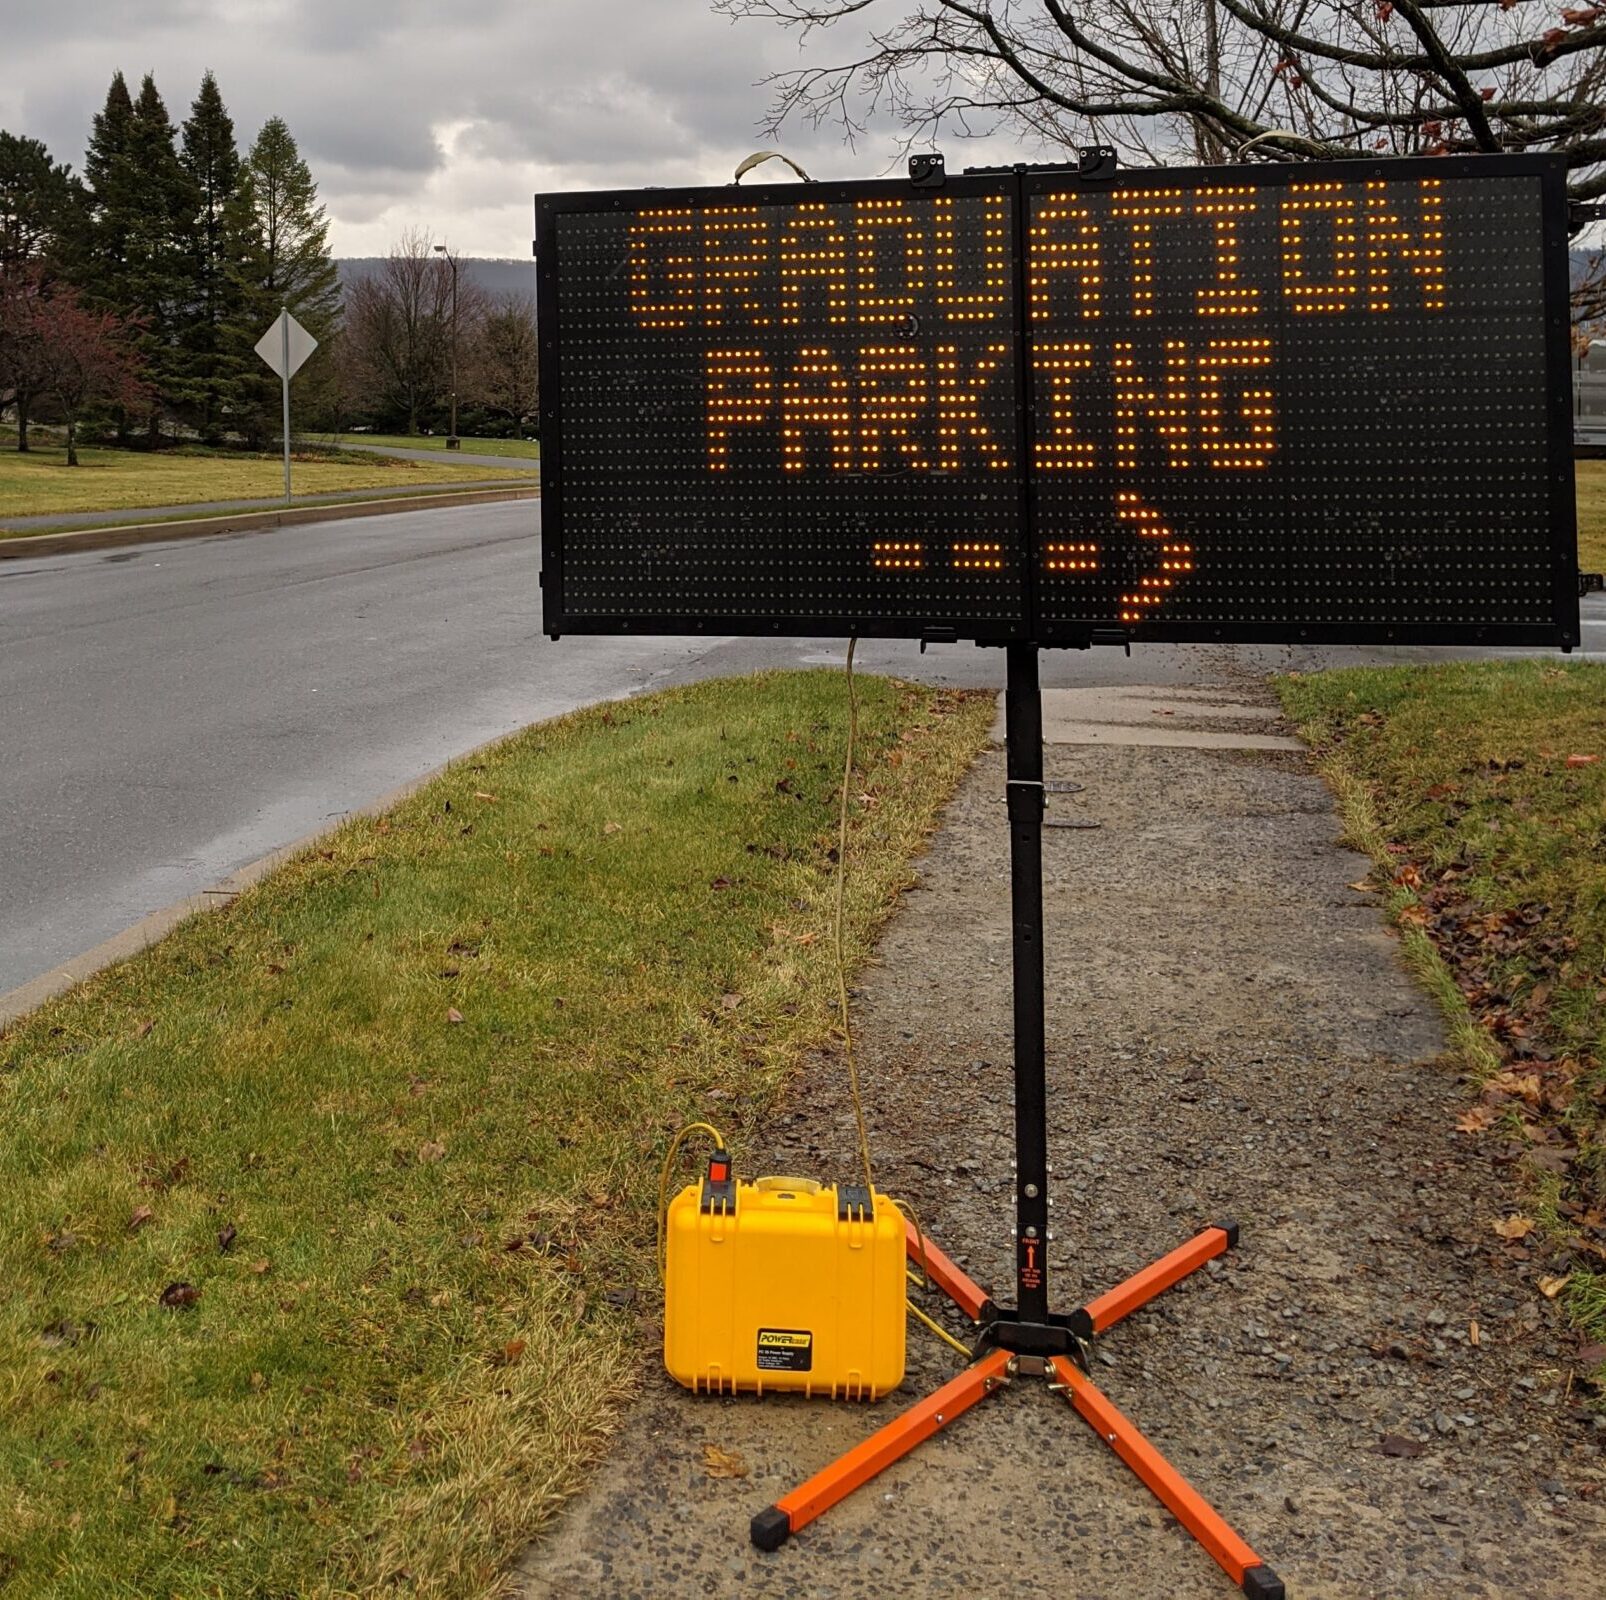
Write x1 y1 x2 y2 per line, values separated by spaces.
0 70 339 454
1 71 539 460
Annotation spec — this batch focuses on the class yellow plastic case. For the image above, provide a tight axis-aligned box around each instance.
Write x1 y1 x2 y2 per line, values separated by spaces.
664 1170 906 1399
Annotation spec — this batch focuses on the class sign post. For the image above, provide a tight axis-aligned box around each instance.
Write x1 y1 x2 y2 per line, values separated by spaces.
253 308 319 505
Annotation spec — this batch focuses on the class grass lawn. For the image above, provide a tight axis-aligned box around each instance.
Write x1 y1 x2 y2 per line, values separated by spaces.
0 672 993 1598
0 439 532 528
1279 662 1606 1365
1578 458 1606 574
324 433 541 462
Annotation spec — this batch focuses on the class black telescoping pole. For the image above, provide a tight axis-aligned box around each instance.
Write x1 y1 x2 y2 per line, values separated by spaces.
1004 642 1050 1324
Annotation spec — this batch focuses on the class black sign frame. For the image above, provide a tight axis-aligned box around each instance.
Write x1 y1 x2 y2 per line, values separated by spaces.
534 154 1579 650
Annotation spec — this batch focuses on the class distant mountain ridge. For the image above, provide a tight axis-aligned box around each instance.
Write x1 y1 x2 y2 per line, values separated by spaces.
336 257 535 298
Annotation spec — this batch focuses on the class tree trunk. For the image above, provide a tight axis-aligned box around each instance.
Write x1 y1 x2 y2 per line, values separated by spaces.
16 394 29 452
65 414 78 467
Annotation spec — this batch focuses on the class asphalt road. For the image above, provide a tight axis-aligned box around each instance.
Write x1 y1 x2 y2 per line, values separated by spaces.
1 500 1601 999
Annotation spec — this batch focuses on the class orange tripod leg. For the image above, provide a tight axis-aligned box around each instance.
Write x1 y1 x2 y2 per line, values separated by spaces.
751 1348 1012 1551
1079 1222 1235 1336
1050 1355 1284 1599
903 1218 994 1323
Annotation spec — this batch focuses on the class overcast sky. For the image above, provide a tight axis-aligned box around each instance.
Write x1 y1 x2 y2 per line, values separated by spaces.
0 0 1033 260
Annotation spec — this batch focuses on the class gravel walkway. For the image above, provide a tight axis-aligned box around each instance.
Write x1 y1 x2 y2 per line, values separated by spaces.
515 684 1604 1600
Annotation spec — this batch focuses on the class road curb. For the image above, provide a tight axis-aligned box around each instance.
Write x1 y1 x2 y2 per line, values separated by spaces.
0 483 539 562
0 749 482 1031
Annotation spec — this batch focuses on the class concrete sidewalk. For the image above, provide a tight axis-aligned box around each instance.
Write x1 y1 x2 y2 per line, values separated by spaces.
515 683 1603 1599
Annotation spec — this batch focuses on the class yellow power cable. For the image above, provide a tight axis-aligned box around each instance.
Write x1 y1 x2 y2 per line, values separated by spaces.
907 1299 974 1359
661 648 967 1367
834 638 875 1200
656 1120 728 1285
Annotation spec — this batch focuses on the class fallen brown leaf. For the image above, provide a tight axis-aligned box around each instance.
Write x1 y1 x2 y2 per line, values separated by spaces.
1456 1105 1498 1134
603 820 621 835
128 1205 155 1232
1538 1274 1570 1299
1564 753 1599 768
495 1338 527 1366
1346 880 1375 894
720 992 742 1011
133 1019 154 1039
473 790 501 802
217 1224 237 1254
160 1282 201 1310
248 1258 270 1275
1468 1319 1481 1347
446 1008 464 1025
702 1442 750 1479
418 1140 447 1164
1493 1214 1536 1240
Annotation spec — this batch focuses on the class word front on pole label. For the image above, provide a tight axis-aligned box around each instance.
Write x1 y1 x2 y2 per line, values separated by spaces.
535 155 1578 648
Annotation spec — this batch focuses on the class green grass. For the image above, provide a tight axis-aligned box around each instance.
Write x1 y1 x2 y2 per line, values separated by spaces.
1279 661 1606 1360
0 439 531 526
324 433 541 461
0 672 993 1598
1579 459 1606 573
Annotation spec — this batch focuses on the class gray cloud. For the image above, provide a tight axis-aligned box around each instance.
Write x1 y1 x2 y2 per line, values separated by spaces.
0 0 1036 256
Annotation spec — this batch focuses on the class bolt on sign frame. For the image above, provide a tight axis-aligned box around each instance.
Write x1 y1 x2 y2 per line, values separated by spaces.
532 154 1579 1600
536 152 1580 650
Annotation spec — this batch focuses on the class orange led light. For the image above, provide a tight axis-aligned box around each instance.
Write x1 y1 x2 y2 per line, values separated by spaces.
1028 198 1102 324
778 204 851 327
1281 182 1360 313
1114 493 1185 622
1111 190 1185 319
629 208 698 327
705 347 772 467
1193 187 1261 317
936 343 1012 471
858 345 930 471
780 345 853 471
1364 178 1446 312
1033 341 1095 469
1113 339 1191 470
951 541 1005 570
933 195 1009 322
1198 337 1275 469
1044 541 1099 572
872 541 924 569
702 206 771 328
854 197 926 324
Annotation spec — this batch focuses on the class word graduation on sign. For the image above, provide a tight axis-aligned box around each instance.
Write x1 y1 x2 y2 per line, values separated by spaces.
536 155 1575 647
628 179 1443 485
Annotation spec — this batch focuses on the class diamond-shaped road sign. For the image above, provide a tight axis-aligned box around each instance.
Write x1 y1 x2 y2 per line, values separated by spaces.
254 309 318 380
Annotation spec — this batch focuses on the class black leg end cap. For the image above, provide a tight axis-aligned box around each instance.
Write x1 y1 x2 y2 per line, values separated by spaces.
751 1507 790 1552
1216 1219 1241 1250
1241 1564 1284 1599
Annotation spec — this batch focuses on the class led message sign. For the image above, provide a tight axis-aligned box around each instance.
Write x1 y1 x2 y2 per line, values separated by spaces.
535 155 1578 647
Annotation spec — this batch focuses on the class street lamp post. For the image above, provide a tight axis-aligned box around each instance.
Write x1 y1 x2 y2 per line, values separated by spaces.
433 243 461 450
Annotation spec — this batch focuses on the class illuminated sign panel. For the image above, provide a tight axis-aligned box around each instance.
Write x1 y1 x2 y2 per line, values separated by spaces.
536 156 1578 647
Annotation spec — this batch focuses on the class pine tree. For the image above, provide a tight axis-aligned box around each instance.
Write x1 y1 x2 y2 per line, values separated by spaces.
179 72 248 440
80 72 197 442
0 132 80 273
231 116 341 444
125 75 200 439
0 131 86 448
